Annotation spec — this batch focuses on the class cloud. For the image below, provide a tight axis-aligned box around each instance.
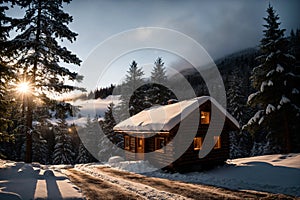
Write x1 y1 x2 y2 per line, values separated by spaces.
63 0 300 89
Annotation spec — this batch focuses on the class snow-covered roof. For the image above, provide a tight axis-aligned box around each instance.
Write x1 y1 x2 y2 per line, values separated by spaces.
113 96 239 132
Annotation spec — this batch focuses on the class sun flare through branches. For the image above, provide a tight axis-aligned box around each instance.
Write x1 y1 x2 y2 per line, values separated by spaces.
16 81 32 94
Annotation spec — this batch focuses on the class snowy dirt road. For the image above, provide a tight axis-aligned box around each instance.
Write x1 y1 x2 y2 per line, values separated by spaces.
65 165 295 200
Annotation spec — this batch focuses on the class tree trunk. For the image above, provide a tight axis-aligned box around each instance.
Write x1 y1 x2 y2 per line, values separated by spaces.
25 0 42 163
25 98 32 163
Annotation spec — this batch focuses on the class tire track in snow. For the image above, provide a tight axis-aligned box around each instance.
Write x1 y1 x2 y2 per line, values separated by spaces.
68 164 296 200
71 165 192 200
65 169 142 200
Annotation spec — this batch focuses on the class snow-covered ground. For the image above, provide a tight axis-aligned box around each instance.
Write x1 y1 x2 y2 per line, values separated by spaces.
104 154 300 197
0 160 84 199
1 154 299 199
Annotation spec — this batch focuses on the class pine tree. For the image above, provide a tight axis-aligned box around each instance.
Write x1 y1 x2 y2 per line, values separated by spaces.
98 103 122 162
102 103 122 148
76 116 97 163
244 4 300 153
148 57 174 105
227 68 254 158
5 0 82 163
129 57 175 112
288 29 300 151
227 69 245 125
117 60 144 120
0 1 13 142
52 119 74 164
77 142 93 164
151 57 167 84
32 126 48 164
289 29 300 63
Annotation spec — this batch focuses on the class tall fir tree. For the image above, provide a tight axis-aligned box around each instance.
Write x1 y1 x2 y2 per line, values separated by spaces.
149 57 174 105
98 103 122 162
244 4 300 153
131 57 175 111
288 29 300 151
117 60 144 120
31 125 48 164
227 69 245 125
76 116 97 163
151 57 167 84
0 1 13 142
227 69 250 158
5 0 82 162
289 29 300 64
52 119 74 164
102 103 122 148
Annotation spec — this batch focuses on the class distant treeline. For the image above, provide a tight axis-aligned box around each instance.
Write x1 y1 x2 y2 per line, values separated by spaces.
74 84 118 100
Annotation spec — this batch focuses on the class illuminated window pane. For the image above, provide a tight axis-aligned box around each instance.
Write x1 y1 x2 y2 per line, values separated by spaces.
137 138 143 149
194 137 202 150
124 136 130 150
214 136 221 149
201 111 210 124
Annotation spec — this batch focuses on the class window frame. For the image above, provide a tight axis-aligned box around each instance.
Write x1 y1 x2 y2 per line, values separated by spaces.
193 137 203 150
137 137 144 150
213 136 221 149
124 135 130 150
200 111 210 125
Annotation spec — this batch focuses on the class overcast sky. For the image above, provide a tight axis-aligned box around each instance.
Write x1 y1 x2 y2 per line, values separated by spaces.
58 0 300 89
65 0 300 61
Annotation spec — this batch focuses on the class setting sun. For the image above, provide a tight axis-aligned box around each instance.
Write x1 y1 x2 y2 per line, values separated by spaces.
17 81 31 94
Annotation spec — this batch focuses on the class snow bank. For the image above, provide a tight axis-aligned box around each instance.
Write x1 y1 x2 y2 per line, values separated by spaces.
107 160 158 173
0 160 84 199
105 154 300 197
107 156 125 164
157 154 300 197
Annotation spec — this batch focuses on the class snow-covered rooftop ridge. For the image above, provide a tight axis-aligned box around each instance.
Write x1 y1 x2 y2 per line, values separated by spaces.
113 96 239 132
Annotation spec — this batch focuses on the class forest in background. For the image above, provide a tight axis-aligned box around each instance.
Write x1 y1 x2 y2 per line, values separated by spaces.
0 1 299 165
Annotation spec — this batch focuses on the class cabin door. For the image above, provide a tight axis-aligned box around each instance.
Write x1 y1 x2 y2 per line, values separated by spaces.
136 137 145 160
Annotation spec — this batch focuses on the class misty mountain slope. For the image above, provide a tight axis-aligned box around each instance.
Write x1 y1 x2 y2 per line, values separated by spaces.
169 47 259 116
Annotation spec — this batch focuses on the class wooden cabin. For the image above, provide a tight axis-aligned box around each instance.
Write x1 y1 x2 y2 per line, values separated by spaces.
113 96 239 172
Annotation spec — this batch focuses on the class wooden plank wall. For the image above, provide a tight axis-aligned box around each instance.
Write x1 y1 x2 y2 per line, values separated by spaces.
122 100 237 171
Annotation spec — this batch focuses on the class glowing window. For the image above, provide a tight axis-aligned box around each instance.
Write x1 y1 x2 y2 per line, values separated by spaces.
214 136 221 149
194 137 203 150
201 111 210 124
124 136 130 150
137 138 143 149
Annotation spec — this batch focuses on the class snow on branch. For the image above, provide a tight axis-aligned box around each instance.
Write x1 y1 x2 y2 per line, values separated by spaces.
280 96 290 105
260 80 273 92
266 52 274 62
292 88 299 94
266 70 275 77
246 110 264 126
276 64 284 73
284 53 295 60
266 104 276 114
248 91 260 104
